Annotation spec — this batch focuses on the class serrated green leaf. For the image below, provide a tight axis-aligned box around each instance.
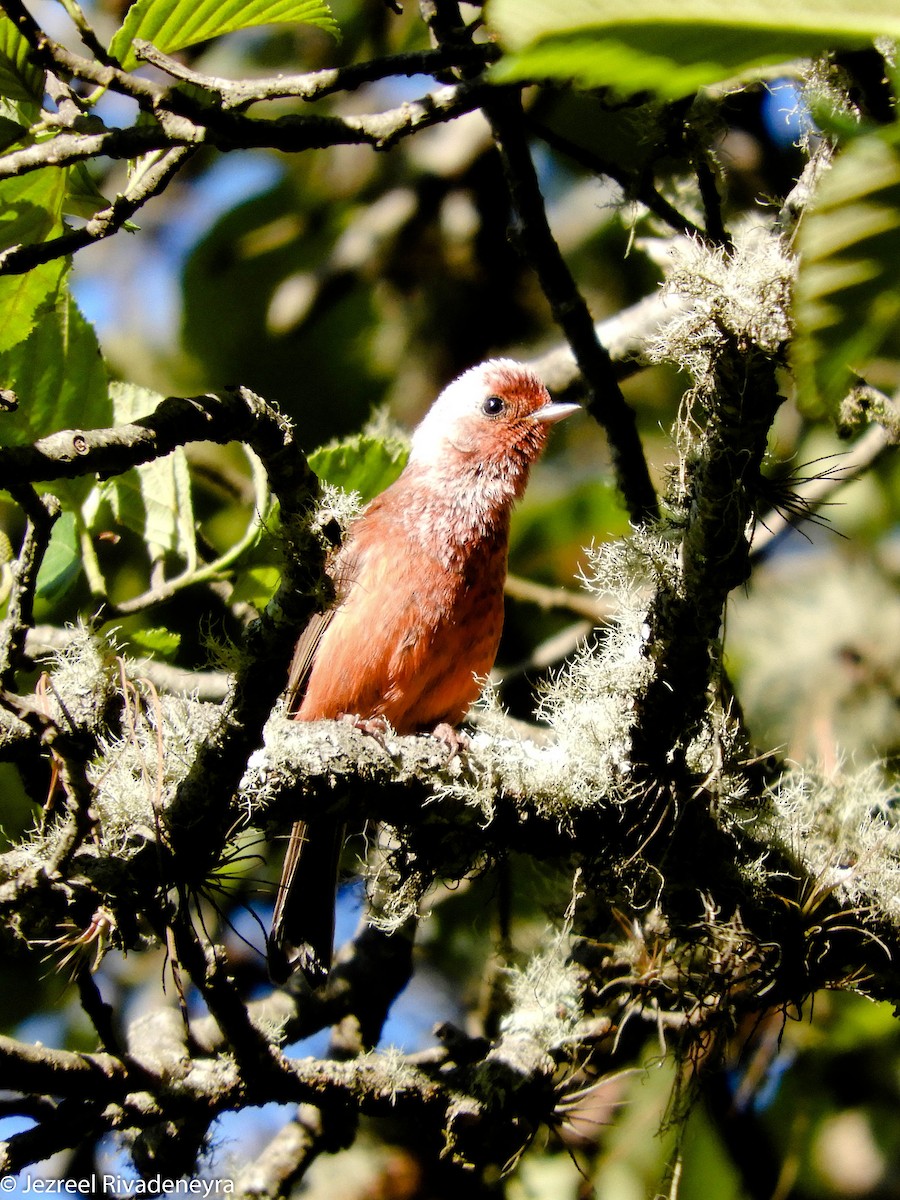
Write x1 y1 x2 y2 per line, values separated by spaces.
309 431 408 504
103 382 197 565
0 290 109 505
0 169 70 352
100 465 196 562
0 15 43 103
0 167 68 250
129 626 182 657
793 131 900 415
0 261 67 355
487 0 900 98
35 511 82 602
109 0 339 71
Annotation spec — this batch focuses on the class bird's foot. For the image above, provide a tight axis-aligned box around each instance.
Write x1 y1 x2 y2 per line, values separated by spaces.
431 722 470 759
339 712 391 748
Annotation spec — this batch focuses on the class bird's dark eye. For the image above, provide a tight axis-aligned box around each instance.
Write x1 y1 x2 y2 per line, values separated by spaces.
482 395 505 417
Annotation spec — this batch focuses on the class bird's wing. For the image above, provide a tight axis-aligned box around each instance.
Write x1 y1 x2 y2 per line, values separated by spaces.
283 609 335 713
283 545 362 712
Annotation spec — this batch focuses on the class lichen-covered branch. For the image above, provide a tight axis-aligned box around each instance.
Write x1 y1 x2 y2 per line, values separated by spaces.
4 648 898 1018
630 336 784 779
618 231 793 787
0 944 581 1176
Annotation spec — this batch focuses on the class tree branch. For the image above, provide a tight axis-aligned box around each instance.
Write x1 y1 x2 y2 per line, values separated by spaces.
0 1033 126 1096
0 387 300 488
133 39 497 108
0 147 195 275
528 114 708 242
486 89 660 524
0 81 492 192
0 486 60 689
232 1107 326 1199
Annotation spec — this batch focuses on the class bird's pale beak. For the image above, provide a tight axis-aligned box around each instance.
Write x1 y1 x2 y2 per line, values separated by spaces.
531 401 581 424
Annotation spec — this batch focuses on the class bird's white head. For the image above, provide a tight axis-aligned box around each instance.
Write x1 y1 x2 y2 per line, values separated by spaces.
409 359 578 491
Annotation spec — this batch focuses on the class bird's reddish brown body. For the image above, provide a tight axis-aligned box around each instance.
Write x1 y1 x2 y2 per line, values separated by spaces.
269 359 577 983
297 473 511 731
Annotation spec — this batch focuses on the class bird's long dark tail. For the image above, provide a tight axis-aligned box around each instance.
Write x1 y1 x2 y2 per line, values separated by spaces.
269 818 345 985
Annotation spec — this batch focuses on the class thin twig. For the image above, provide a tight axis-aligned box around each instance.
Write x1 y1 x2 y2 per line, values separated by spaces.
528 116 707 242
505 572 615 622
0 487 61 690
486 89 659 524
0 0 178 103
0 146 195 275
0 80 491 188
76 966 122 1057
56 0 113 65
134 39 496 109
694 150 731 249
169 902 288 1083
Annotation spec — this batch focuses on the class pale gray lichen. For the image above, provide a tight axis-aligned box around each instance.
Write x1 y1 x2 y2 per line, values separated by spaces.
90 689 221 853
755 764 900 924
500 936 583 1055
535 532 675 804
41 620 119 733
648 224 794 385
310 481 363 538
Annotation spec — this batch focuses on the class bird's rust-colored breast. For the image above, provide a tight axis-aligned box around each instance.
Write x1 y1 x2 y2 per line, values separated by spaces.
295 501 508 733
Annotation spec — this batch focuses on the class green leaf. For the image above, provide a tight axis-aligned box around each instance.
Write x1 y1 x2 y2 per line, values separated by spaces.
35 512 82 602
100 382 197 565
128 626 182 657
793 131 900 415
109 0 339 71
0 15 43 102
0 114 26 153
64 163 111 221
487 0 900 98
0 261 67 355
229 563 280 609
0 167 68 250
0 290 109 506
0 169 70 352
309 429 408 504
489 0 900 47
